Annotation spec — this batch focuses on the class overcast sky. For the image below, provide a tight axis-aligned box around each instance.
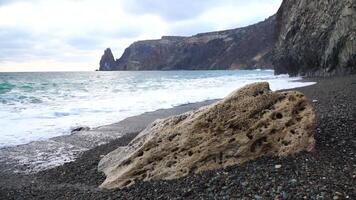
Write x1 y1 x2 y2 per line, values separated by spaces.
0 0 282 72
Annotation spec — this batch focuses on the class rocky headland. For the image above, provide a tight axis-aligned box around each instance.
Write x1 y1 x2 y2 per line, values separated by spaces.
99 16 276 71
100 0 356 77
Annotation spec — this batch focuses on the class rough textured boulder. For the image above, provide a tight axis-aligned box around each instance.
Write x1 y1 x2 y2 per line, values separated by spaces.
99 16 276 71
274 0 356 76
98 83 315 189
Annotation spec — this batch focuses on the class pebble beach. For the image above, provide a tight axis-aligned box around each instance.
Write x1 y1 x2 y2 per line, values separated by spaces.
0 75 355 199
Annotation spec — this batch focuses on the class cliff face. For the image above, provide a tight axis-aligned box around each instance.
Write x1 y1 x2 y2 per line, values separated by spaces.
99 16 276 71
274 0 356 76
100 0 355 76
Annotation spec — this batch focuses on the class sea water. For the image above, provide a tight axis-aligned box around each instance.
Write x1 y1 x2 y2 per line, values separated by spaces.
0 70 315 147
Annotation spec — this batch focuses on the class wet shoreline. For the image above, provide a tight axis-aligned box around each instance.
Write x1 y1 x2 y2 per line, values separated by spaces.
1 75 355 199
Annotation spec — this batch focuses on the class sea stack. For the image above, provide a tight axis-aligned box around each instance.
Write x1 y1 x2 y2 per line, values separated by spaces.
99 48 118 71
98 82 316 189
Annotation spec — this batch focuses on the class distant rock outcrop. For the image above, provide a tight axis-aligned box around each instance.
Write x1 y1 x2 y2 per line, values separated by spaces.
99 16 276 71
98 82 316 189
273 0 356 76
99 48 117 71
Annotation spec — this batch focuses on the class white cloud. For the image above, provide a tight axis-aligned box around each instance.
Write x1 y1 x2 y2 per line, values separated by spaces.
0 0 282 72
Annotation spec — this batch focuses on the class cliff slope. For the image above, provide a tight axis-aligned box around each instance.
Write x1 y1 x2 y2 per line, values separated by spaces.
99 16 276 71
274 0 356 76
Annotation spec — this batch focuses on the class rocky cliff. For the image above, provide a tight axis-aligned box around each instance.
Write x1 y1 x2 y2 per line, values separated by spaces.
273 0 356 76
99 16 276 71
100 0 355 76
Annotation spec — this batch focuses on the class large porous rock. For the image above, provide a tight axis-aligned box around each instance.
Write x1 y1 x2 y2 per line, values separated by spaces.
98 83 316 189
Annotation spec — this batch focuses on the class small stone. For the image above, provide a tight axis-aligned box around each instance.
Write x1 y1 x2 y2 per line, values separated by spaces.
182 189 193 197
317 192 326 200
277 186 283 192
254 195 262 200
71 126 90 133
312 99 318 103
333 196 340 200
241 181 248 186
221 186 228 190
282 191 288 199
289 179 297 184
275 164 282 169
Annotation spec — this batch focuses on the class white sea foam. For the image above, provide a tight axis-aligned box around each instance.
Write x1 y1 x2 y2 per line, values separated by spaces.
0 70 315 147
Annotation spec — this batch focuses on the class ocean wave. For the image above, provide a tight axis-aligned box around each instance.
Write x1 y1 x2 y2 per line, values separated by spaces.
0 82 15 94
0 70 315 148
